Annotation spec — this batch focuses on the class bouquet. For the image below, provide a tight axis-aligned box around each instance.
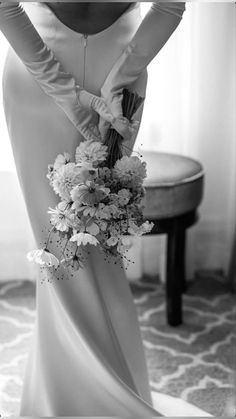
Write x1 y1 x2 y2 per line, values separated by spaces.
27 89 154 276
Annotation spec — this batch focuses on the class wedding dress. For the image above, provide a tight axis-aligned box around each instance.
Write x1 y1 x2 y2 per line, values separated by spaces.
0 2 210 417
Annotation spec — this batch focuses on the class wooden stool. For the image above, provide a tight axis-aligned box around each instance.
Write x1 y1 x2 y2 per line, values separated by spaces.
141 151 204 327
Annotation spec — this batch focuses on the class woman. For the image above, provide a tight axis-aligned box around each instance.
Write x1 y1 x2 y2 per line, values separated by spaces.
0 2 186 416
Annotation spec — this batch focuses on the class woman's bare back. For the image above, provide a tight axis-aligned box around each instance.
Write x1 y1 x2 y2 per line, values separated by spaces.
45 2 134 35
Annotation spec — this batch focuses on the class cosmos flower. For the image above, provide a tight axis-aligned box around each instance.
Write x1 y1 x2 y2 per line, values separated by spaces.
48 201 72 232
27 248 59 268
71 181 110 206
70 232 99 246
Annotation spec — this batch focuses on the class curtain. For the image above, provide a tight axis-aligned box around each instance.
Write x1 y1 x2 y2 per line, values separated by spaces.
126 2 236 282
0 3 235 282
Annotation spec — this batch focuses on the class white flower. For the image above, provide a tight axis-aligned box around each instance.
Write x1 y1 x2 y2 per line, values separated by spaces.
95 203 110 219
128 221 140 235
46 164 55 182
96 203 120 219
52 163 85 201
109 224 120 237
117 237 132 253
117 189 131 206
97 220 108 231
106 236 119 247
76 161 94 170
75 165 99 183
67 213 85 230
71 181 110 206
113 156 147 184
70 232 99 246
27 248 59 268
83 206 97 217
75 139 108 167
109 204 120 217
48 201 72 232
85 221 100 236
128 220 154 236
53 152 71 171
141 220 154 234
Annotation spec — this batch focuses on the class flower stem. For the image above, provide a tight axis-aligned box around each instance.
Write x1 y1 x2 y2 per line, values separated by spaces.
62 238 69 257
45 226 56 249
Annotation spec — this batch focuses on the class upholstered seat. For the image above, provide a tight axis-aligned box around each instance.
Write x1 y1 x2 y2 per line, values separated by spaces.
140 151 205 326
142 151 204 219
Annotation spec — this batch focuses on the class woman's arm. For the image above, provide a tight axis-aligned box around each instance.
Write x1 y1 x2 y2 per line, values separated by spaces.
100 2 186 120
0 2 115 141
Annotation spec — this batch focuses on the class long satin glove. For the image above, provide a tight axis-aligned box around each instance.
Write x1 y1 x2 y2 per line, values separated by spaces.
99 2 186 141
0 2 115 142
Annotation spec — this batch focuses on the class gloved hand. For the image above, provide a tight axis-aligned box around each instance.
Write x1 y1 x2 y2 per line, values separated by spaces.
98 90 141 142
99 2 186 141
76 87 117 140
0 2 115 142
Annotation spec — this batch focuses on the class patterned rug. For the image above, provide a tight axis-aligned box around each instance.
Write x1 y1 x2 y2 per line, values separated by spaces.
0 272 235 417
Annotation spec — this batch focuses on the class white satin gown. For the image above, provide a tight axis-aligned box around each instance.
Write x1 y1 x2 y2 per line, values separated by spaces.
2 2 212 417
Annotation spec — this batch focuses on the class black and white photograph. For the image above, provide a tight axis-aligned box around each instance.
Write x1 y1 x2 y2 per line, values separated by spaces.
0 1 235 417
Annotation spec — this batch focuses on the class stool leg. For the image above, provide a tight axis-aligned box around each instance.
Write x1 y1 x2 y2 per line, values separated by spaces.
176 229 187 293
166 220 183 326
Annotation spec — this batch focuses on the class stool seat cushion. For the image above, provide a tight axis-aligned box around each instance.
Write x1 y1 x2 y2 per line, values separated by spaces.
140 151 204 219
